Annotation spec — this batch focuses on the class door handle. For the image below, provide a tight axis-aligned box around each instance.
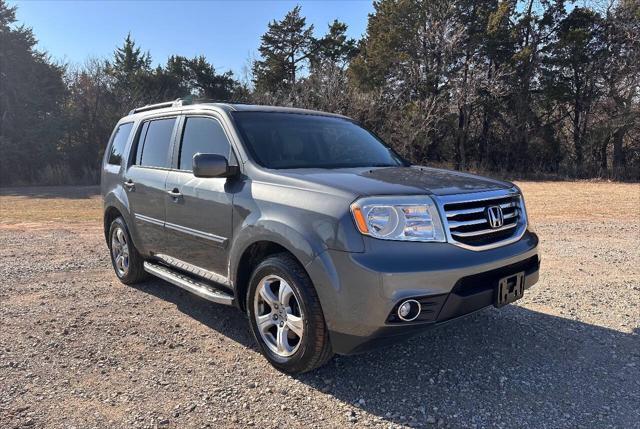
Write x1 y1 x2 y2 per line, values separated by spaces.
123 179 135 191
167 188 182 200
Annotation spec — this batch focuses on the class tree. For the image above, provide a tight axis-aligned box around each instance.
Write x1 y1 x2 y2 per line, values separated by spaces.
297 21 358 113
0 0 66 184
153 55 240 101
600 0 639 178
476 0 515 166
187 56 238 100
542 7 607 176
2 0 639 185
349 0 465 162
63 59 120 182
111 33 151 80
106 34 153 111
313 20 358 68
253 5 315 101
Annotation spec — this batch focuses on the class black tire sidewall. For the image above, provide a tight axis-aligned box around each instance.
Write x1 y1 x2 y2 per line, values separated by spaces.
247 256 322 372
108 217 142 284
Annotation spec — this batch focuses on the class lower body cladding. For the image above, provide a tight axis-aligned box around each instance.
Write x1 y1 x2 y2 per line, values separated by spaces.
305 231 540 355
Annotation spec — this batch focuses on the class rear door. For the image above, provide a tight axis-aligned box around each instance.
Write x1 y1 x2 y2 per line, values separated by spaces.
124 116 179 253
163 115 235 276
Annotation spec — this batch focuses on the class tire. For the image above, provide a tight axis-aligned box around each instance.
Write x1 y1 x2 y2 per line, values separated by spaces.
247 253 333 374
108 216 147 285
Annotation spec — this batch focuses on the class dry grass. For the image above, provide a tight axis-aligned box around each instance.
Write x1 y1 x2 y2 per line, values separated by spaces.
0 186 101 227
516 181 640 222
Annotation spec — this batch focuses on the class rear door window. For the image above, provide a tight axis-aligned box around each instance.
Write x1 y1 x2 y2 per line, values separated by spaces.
138 118 177 168
178 117 231 171
107 122 134 165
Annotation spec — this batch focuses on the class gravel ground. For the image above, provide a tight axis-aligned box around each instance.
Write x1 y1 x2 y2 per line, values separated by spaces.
0 183 639 428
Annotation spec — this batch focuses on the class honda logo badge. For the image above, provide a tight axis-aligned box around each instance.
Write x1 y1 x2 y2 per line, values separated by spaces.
486 205 504 228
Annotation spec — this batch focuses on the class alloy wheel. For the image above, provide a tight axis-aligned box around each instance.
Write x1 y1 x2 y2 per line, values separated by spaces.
111 226 130 277
253 275 304 357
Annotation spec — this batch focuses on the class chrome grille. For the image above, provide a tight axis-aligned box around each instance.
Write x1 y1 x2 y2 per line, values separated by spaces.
439 191 527 250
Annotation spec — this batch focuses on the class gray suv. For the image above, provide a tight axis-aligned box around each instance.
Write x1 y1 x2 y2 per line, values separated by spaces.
102 99 540 373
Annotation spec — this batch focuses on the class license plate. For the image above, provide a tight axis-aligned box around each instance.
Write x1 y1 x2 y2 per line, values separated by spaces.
495 271 525 307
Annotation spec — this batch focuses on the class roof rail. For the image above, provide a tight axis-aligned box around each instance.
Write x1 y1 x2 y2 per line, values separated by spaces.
129 98 188 115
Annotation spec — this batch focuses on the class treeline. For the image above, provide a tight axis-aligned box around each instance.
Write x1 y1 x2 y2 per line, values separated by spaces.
0 0 638 185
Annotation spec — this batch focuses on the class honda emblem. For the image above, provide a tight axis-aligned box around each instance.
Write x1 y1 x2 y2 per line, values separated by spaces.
486 205 504 228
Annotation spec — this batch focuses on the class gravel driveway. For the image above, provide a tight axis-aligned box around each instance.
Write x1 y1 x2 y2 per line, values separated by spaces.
1 183 639 428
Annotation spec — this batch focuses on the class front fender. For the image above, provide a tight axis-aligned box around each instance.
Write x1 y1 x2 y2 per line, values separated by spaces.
228 219 326 286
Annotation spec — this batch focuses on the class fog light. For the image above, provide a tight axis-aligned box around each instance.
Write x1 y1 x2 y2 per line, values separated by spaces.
399 302 411 318
397 299 421 321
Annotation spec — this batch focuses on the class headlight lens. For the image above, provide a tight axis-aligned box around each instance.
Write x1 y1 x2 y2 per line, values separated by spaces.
351 196 446 242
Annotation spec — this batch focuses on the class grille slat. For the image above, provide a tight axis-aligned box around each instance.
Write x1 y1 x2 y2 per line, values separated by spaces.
450 222 517 237
448 210 518 230
441 192 525 249
448 217 488 228
445 201 517 218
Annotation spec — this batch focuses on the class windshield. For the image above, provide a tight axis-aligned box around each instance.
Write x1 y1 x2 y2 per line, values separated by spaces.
231 112 407 169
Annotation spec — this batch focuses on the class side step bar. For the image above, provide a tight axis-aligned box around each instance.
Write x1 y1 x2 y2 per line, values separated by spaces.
143 261 234 306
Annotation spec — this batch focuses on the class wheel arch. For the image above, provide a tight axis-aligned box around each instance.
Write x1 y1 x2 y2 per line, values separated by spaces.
230 222 326 312
103 206 123 242
102 191 139 249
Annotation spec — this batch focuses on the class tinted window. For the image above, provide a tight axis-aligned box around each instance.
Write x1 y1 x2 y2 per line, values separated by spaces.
139 118 176 168
107 122 133 165
179 117 231 170
231 112 406 169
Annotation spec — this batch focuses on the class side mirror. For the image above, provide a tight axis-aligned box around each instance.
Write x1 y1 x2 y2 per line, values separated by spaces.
192 153 238 178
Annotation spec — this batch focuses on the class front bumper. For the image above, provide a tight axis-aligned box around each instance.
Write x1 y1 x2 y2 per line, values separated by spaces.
305 231 540 355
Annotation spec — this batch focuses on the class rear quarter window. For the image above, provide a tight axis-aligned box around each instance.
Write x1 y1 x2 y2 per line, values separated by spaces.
107 122 134 165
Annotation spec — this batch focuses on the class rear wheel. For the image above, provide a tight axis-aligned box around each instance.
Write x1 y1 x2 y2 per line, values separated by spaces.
108 217 147 285
247 253 333 374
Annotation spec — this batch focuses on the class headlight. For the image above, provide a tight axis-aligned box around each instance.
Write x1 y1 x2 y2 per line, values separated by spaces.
350 195 446 242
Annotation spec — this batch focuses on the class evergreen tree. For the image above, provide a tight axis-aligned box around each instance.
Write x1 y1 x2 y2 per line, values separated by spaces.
313 20 358 68
348 0 464 161
0 0 66 184
106 34 153 111
152 55 239 101
300 21 358 113
253 6 315 99
542 7 606 176
112 34 151 78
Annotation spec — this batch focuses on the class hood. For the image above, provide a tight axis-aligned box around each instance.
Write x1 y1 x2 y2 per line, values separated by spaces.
278 166 513 197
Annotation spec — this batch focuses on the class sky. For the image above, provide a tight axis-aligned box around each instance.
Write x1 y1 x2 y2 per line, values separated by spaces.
9 0 374 78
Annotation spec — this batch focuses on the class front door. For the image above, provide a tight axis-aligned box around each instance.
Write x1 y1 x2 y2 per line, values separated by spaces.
124 117 178 254
163 115 235 277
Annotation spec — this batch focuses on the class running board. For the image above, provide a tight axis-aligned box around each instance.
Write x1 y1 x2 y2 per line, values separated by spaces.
143 261 234 306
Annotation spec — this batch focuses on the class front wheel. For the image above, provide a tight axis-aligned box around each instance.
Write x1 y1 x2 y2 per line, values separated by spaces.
247 253 333 374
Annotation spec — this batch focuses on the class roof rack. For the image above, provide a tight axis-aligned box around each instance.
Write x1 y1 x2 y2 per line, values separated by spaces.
128 97 253 116
128 98 191 115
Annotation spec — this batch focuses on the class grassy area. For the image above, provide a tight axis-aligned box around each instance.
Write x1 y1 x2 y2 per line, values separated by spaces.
516 181 640 223
0 186 101 225
0 182 638 226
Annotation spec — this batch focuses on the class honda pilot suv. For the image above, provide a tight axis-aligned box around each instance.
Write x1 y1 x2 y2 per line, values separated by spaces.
102 99 540 373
